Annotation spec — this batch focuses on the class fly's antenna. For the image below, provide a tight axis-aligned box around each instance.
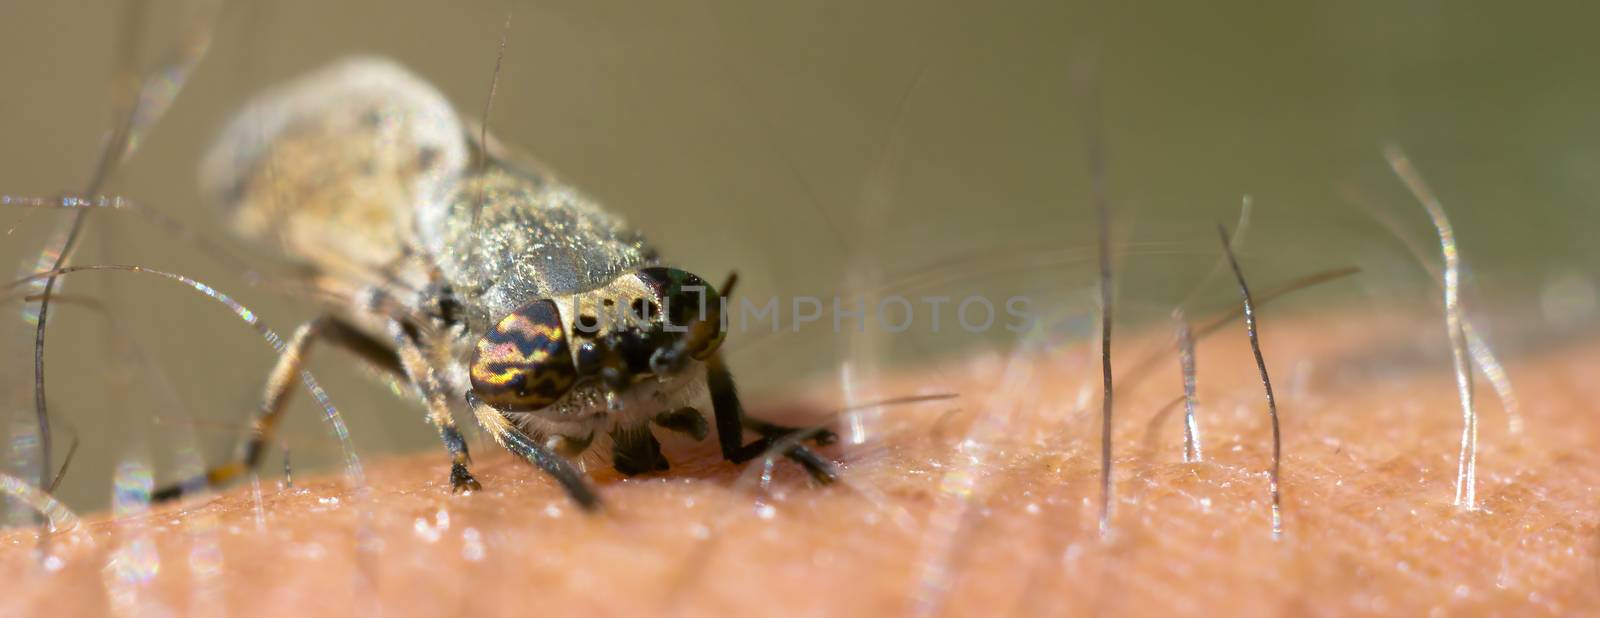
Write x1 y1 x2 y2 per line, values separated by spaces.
1217 223 1284 539
479 10 514 171
1383 144 1481 510
466 8 514 234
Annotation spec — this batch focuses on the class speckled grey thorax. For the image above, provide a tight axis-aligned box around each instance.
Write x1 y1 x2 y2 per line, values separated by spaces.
419 163 659 335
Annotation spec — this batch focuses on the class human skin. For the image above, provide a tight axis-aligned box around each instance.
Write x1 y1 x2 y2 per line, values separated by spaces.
0 308 1596 616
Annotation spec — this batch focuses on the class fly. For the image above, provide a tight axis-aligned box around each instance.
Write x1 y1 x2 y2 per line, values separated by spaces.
149 56 836 509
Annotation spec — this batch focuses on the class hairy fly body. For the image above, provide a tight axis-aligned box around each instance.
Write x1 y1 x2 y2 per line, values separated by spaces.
153 56 835 508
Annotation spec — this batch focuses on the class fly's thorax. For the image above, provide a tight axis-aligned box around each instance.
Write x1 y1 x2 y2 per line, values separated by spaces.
199 56 467 281
422 164 657 333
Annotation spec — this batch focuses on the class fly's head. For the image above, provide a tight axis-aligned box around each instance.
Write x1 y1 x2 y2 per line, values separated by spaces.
468 267 731 413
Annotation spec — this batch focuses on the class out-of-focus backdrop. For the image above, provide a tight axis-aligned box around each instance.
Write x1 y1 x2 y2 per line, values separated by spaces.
1 1 1595 511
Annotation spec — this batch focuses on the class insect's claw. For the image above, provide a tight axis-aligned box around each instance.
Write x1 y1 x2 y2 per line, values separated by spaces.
789 446 838 485
450 463 482 493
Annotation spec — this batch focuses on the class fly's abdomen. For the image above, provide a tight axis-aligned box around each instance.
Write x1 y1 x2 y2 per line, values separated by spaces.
202 55 657 329
198 56 468 280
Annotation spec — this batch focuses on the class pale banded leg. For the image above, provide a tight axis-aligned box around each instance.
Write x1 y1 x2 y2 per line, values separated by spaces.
154 315 397 501
386 320 479 492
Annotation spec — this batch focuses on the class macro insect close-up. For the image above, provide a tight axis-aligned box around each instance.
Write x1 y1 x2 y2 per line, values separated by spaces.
174 53 842 507
3 2 1600 617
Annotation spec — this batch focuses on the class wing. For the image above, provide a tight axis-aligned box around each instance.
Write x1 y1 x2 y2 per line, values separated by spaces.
198 55 470 284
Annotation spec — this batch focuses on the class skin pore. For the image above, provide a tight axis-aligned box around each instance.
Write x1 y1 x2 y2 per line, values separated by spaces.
1 306 1596 616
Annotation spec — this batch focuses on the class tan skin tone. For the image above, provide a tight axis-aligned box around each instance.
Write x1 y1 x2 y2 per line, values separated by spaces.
1 308 1597 616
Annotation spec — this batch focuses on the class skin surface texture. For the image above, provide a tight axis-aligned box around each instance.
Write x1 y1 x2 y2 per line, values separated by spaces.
1 309 1596 616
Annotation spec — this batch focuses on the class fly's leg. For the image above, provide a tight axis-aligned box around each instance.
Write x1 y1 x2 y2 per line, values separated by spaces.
153 315 399 502
652 407 709 440
743 418 838 447
466 392 599 510
387 321 480 493
707 353 838 484
609 424 669 476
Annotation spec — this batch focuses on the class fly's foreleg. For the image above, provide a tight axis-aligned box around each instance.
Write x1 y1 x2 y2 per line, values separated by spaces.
466 392 599 510
743 417 839 447
386 320 479 493
706 353 838 484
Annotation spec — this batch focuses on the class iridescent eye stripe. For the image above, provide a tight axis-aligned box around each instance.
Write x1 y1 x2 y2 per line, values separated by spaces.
470 299 576 411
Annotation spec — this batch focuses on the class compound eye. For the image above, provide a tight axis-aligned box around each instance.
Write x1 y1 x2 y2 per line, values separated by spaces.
636 266 726 360
469 299 576 411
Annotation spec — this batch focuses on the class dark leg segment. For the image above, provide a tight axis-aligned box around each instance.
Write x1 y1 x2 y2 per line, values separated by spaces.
467 392 599 509
744 418 838 446
652 407 709 441
609 424 669 476
706 354 837 484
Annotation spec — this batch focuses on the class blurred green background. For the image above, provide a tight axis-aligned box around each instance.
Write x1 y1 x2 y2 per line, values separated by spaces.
1 1 1595 511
